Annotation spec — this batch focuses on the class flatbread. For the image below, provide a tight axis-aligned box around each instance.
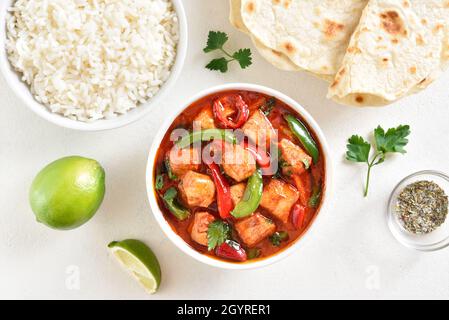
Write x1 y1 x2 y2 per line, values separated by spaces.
240 0 369 76
229 0 250 34
230 0 301 72
250 36 304 72
328 0 449 106
230 0 334 81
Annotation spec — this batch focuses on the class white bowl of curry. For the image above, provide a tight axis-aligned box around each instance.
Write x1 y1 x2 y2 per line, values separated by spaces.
146 83 333 269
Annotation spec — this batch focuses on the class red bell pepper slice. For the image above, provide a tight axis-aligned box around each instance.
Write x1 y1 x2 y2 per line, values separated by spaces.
291 203 306 229
215 240 247 262
207 162 233 219
213 94 249 129
242 141 271 169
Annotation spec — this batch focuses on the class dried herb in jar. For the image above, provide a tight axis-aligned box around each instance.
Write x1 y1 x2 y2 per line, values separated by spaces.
396 180 448 234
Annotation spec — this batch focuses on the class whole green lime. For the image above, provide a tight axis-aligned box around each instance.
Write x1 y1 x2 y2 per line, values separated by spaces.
29 156 106 230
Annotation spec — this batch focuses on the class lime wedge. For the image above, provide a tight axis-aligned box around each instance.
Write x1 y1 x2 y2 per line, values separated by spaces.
108 239 161 294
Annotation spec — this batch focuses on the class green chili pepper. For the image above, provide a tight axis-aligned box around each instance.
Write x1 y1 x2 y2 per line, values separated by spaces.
176 129 236 149
231 169 263 219
284 114 319 164
162 187 189 220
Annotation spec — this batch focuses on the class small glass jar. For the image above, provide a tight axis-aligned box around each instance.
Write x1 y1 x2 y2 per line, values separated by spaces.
387 170 449 251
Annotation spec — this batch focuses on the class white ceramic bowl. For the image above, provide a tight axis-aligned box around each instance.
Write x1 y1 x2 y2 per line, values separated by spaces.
146 83 333 270
0 0 187 131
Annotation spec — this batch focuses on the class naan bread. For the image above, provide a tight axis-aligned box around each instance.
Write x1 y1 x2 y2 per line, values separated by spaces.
328 0 449 106
240 0 369 76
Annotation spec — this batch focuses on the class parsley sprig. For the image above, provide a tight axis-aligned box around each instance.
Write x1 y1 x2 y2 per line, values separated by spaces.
204 31 252 73
346 125 411 197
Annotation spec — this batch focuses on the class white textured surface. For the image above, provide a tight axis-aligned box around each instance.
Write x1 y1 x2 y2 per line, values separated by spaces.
1 0 449 299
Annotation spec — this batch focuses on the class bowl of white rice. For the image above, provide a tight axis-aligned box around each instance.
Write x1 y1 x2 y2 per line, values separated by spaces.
0 0 187 130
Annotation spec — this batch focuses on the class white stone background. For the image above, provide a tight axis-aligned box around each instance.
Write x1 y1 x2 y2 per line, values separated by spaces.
1 0 449 299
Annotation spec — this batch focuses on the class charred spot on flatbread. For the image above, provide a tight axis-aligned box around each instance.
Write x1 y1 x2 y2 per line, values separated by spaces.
347 46 362 54
282 41 296 54
330 80 339 89
433 24 444 34
283 0 292 9
418 78 427 85
416 35 425 46
330 69 345 88
380 57 390 67
444 37 449 61
245 0 255 14
271 49 282 57
380 11 407 37
323 19 345 39
355 95 365 104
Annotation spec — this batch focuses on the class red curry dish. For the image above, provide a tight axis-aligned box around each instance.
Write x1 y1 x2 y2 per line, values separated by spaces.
153 90 325 263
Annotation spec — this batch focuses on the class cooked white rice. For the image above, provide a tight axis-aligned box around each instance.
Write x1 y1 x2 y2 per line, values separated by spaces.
6 0 179 122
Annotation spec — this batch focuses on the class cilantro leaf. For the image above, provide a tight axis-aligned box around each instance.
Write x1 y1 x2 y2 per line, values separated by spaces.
232 48 252 69
206 58 228 73
203 31 228 53
247 248 261 260
207 220 231 251
260 97 276 116
164 158 177 180
346 135 371 163
204 30 253 73
309 185 321 208
269 231 289 247
374 125 410 154
155 174 164 190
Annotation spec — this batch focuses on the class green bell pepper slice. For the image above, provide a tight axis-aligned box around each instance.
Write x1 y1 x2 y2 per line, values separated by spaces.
176 129 236 149
162 187 189 220
231 169 263 219
284 114 319 164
